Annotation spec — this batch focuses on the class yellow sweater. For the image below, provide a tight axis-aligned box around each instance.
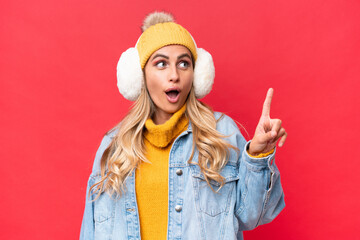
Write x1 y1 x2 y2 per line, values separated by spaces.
135 104 273 239
135 104 188 240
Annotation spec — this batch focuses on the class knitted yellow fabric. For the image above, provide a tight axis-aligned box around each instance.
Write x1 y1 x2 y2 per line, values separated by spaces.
135 103 188 240
248 148 275 158
136 22 197 69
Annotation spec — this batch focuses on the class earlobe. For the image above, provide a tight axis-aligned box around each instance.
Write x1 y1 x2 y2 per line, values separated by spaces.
116 47 144 101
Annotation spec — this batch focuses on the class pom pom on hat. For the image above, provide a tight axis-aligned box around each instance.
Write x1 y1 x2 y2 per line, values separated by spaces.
141 11 175 32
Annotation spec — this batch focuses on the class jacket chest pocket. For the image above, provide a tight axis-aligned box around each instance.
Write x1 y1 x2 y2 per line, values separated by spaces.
190 165 239 217
94 192 116 238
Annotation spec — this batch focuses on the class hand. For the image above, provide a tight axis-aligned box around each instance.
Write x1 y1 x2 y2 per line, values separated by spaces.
248 88 288 156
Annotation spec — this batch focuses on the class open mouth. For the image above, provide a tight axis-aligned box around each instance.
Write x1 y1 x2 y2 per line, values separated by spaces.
165 90 180 99
165 88 181 103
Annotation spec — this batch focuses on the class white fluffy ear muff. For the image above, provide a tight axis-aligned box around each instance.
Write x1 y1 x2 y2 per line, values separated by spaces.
116 47 144 101
193 48 215 99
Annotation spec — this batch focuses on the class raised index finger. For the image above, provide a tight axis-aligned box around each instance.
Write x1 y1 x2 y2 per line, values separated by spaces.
262 88 274 117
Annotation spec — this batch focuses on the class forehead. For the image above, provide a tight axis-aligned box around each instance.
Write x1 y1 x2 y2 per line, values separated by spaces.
151 44 192 58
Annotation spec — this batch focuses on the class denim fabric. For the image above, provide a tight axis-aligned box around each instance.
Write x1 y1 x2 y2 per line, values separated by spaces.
80 112 285 240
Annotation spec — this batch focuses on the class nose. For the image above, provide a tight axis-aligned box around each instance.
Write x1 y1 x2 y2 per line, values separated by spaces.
169 64 179 82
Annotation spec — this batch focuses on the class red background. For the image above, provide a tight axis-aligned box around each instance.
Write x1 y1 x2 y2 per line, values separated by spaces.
1 0 359 239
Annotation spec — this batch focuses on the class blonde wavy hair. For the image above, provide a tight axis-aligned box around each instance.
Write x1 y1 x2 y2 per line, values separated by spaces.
89 85 239 200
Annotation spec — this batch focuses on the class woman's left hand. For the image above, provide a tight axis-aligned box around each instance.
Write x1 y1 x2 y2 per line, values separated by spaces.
248 88 288 156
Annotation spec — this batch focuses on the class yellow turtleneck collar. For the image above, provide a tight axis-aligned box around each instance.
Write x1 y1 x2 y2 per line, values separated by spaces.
144 103 189 148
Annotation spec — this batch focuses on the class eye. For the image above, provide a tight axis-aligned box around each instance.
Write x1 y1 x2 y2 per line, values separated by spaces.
178 61 190 69
155 61 167 68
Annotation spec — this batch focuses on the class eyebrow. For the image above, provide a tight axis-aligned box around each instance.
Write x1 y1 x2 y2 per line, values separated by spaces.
151 53 192 61
177 53 192 60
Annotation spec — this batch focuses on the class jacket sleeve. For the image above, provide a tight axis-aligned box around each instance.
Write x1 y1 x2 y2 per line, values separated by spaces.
215 113 285 231
235 140 285 231
79 134 113 240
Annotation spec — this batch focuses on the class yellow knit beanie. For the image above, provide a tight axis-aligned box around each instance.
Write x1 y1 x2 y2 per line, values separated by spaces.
136 13 197 69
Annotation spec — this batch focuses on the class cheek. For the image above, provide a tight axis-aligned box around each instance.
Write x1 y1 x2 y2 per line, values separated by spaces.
183 74 194 91
145 73 163 97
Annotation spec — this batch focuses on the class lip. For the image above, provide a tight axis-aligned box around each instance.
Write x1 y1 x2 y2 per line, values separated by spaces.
165 87 181 103
165 87 181 93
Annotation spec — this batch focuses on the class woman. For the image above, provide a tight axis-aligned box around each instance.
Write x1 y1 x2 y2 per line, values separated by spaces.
80 11 287 240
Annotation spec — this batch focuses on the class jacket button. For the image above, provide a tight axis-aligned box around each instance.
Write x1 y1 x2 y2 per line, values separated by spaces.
175 205 182 212
176 169 183 176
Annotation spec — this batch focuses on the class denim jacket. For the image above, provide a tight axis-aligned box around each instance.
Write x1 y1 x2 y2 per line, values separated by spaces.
80 112 285 240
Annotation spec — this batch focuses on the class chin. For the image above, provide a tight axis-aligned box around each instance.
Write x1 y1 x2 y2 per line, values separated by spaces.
159 102 184 114
164 104 182 113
